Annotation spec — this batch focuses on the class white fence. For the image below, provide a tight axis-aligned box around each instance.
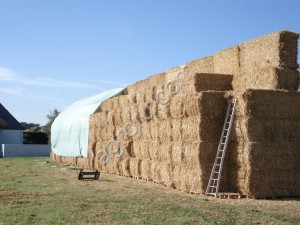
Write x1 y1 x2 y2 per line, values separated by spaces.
1 144 51 158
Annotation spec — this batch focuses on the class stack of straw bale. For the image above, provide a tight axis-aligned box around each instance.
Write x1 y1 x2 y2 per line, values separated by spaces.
224 90 300 198
51 30 299 198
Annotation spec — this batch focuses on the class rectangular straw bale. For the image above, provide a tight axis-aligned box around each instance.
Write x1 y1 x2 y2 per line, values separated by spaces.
171 142 183 165
126 72 165 94
140 159 151 179
129 158 141 177
182 91 226 119
165 65 182 81
97 126 115 142
157 101 170 119
158 120 172 141
120 107 131 125
198 142 221 191
111 157 122 175
136 92 145 103
140 122 152 140
157 142 172 162
50 150 55 160
180 73 233 94
110 96 120 109
245 117 300 142
119 157 131 176
188 169 202 194
171 166 182 189
97 99 113 112
171 119 182 142
104 157 115 173
137 141 149 159
160 162 173 187
239 31 299 71
132 141 142 159
138 102 156 123
106 110 115 126
170 95 184 119
93 112 107 128
179 167 191 191
186 56 214 74
118 95 129 108
76 157 89 169
128 93 137 104
213 45 240 75
150 161 161 182
148 141 159 160
233 67 299 91
243 89 300 119
144 88 155 103
150 120 160 141
248 142 300 170
113 109 122 126
181 117 200 141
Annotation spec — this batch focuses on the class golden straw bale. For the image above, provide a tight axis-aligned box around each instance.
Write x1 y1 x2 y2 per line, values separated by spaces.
233 67 299 91
126 72 165 94
113 109 122 126
129 158 141 177
98 99 113 112
139 141 150 159
118 95 129 109
171 142 183 165
150 120 160 141
128 93 138 104
119 157 131 176
157 142 172 162
171 119 182 142
140 159 151 179
160 162 173 187
50 150 55 160
169 95 184 119
140 122 151 141
121 107 131 124
148 141 159 160
136 92 145 103
213 45 240 75
243 89 300 119
158 120 172 141
150 161 161 182
239 30 299 71
186 56 214 74
132 141 142 158
181 117 200 141
157 102 170 119
180 73 233 94
171 166 182 189
106 110 115 126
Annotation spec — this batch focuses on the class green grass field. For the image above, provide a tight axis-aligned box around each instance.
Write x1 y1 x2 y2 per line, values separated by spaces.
0 157 299 225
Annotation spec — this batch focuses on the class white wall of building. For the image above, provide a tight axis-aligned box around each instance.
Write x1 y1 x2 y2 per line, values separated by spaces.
0 130 23 145
2 144 51 157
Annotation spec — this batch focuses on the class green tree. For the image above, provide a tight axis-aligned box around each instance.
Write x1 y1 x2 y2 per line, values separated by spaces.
45 108 60 144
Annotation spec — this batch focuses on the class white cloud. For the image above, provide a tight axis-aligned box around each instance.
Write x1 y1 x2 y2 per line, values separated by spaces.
0 66 125 89
0 87 23 96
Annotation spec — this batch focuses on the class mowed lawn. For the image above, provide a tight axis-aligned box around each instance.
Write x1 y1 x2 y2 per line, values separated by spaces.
0 158 299 225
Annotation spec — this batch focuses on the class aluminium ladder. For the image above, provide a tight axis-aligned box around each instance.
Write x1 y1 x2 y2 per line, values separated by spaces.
205 98 236 198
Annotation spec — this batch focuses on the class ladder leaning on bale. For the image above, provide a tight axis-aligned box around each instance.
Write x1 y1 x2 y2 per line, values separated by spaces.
205 98 236 198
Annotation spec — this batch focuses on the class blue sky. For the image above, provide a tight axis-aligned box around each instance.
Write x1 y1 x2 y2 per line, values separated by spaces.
0 0 299 125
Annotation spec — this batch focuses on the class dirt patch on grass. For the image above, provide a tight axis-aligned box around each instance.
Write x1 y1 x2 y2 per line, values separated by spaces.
0 191 52 202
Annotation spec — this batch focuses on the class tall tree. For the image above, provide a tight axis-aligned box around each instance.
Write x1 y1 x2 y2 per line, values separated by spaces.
45 108 60 143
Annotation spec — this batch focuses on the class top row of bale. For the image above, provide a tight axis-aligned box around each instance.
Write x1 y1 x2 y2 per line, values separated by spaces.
126 31 299 94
